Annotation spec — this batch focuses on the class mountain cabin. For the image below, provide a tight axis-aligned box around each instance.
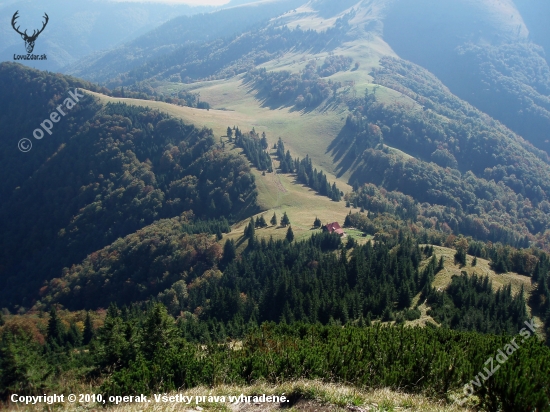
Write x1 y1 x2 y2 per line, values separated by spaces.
322 222 345 237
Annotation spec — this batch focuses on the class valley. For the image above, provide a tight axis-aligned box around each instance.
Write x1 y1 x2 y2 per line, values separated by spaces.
1 0 550 410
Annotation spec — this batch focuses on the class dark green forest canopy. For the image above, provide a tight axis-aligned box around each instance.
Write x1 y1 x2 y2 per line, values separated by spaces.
40 215 227 311
340 57 550 248
2 304 549 412
39 226 532 339
0 63 105 199
0 64 257 309
426 273 528 335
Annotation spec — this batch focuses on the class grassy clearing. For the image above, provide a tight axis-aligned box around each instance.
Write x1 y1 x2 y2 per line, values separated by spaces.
85 10 400 191
9 380 474 411
413 245 546 341
222 169 354 250
84 90 369 250
425 246 532 296
85 85 351 189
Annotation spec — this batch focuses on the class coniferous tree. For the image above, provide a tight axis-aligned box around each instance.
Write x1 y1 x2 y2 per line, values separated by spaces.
141 304 177 362
220 239 237 270
248 234 256 250
227 127 233 140
66 322 82 347
313 217 322 228
83 311 94 345
281 212 290 227
245 217 255 239
438 256 445 272
47 308 65 348
270 212 277 226
344 211 352 227
454 248 467 267
286 226 294 242
381 306 394 322
365 312 372 326
249 219 255 239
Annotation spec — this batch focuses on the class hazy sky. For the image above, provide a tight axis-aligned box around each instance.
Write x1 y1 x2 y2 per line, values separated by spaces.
113 0 231 4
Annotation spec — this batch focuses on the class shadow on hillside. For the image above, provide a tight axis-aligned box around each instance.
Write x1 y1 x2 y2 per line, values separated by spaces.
326 122 361 178
241 79 329 114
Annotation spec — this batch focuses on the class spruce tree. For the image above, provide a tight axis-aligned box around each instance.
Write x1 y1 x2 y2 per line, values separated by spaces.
313 217 322 228
225 238 237 258
245 217 255 238
83 311 94 345
381 307 394 322
454 249 466 266
227 126 233 140
270 212 277 226
250 218 256 237
281 212 290 227
47 307 65 348
286 226 294 242
437 256 445 272
66 322 82 347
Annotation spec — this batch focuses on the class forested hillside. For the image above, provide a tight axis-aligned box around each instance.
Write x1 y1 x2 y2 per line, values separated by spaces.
0 64 257 309
337 57 550 248
383 0 550 152
0 0 216 71
3 233 550 411
3 1 550 410
442 42 550 152
66 0 307 83
102 22 352 91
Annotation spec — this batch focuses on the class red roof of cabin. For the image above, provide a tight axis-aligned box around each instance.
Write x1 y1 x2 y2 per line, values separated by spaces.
324 222 344 235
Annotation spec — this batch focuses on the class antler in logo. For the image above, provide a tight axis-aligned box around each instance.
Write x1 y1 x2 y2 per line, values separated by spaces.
11 11 49 54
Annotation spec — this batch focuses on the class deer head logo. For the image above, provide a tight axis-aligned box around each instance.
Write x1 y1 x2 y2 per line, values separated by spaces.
11 11 49 54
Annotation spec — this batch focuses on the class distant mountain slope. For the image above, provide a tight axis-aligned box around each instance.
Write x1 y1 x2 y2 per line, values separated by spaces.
64 0 306 82
102 23 352 90
69 0 550 155
514 0 550 64
340 56 550 247
0 63 257 308
64 0 550 248
382 0 550 152
0 0 216 71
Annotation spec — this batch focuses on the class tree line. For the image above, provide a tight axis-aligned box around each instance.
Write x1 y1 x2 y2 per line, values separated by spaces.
229 126 273 172
276 138 341 201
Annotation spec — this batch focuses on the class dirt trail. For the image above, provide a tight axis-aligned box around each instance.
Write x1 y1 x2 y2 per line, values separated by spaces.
272 172 288 193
